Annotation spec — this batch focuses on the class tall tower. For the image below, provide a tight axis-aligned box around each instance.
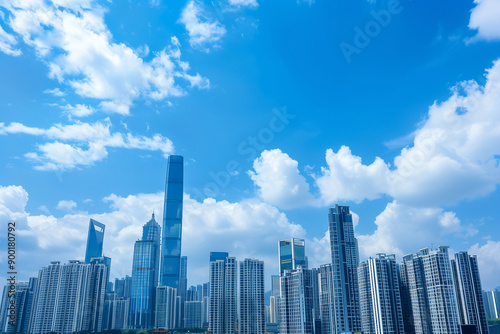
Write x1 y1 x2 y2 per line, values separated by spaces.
328 204 361 332
451 252 489 334
160 155 184 289
278 238 307 275
239 258 265 334
85 219 105 263
130 213 161 329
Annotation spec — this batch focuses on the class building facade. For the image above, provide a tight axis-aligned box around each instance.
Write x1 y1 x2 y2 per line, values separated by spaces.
239 258 265 334
209 252 237 334
451 252 489 334
279 238 307 275
357 254 405 334
160 155 184 290
328 204 361 333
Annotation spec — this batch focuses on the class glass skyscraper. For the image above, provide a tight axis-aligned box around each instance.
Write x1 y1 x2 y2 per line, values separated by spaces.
160 155 184 290
85 219 105 263
130 213 161 329
328 204 361 333
278 238 307 275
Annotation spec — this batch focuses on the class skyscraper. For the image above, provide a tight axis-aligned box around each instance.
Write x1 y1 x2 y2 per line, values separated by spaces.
160 155 184 290
451 252 489 334
319 264 335 334
239 258 265 334
328 204 361 333
130 213 161 329
399 252 431 334
278 268 314 334
401 247 461 334
279 238 307 275
85 219 105 263
209 252 237 334
357 254 405 334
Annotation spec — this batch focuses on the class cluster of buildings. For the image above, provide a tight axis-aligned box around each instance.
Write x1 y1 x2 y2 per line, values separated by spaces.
0 155 498 334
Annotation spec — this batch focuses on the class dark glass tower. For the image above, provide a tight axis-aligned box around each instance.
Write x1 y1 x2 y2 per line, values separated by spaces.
278 238 306 275
85 219 105 263
160 155 184 289
130 213 161 329
328 204 361 333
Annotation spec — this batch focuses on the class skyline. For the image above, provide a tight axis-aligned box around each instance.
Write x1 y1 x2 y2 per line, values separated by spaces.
1 0 500 292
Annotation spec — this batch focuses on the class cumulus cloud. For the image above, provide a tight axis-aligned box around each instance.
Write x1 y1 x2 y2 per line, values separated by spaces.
469 0 500 41
179 1 226 52
0 119 174 170
249 60 500 209
1 185 306 287
315 146 391 204
248 149 317 209
356 201 473 260
62 104 95 117
0 0 208 115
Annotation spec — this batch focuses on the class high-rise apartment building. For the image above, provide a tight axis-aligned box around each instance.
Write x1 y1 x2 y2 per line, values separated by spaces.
130 213 161 329
239 258 265 334
29 258 109 334
85 219 105 263
483 290 500 319
155 285 179 329
209 252 237 334
319 264 335 334
357 254 405 334
160 155 184 290
400 247 461 334
328 204 361 332
451 252 489 334
279 238 307 275
184 301 203 328
0 279 36 333
278 268 314 334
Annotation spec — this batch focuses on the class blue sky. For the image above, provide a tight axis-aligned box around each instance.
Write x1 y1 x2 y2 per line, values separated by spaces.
1 0 500 290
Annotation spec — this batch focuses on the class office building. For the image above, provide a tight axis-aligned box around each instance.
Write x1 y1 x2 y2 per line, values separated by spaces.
160 155 184 290
357 254 405 334
85 219 105 263
130 213 161 329
239 258 265 334
279 238 307 275
185 301 203 328
451 252 489 334
278 268 314 334
209 252 237 334
115 275 132 299
328 204 361 332
319 264 335 334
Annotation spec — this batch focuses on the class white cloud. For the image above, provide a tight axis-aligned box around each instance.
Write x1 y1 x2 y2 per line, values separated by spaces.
62 104 95 117
0 119 174 170
1 185 305 287
356 201 471 260
0 0 208 115
248 149 316 209
0 24 21 56
315 146 391 204
469 0 500 41
227 0 259 10
56 200 77 211
249 60 500 209
43 88 65 96
179 1 226 52
469 241 500 290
